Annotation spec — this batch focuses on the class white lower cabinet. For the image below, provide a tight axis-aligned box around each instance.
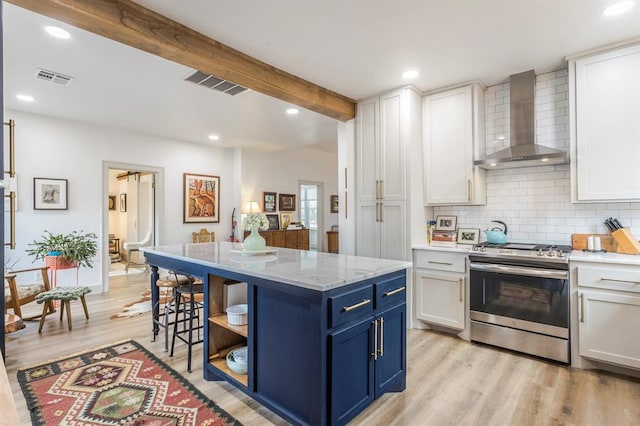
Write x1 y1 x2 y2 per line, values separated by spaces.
578 290 640 369
414 249 466 330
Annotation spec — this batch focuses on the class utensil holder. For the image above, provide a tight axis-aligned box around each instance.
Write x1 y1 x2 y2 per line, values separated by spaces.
611 228 640 255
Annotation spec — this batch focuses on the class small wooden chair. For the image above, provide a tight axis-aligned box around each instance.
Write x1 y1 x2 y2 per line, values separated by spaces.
4 267 55 320
192 228 215 243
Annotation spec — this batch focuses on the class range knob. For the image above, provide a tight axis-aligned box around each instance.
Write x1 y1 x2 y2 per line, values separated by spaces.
537 249 545 256
480 247 487 252
546 250 556 257
557 251 565 258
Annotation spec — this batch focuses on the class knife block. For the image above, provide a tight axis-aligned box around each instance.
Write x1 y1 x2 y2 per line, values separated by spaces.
611 228 640 255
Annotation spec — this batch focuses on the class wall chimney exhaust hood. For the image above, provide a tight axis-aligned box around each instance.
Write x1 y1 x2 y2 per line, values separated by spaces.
474 70 569 169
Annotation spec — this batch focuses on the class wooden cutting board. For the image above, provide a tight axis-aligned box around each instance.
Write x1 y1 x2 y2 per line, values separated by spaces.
571 233 617 251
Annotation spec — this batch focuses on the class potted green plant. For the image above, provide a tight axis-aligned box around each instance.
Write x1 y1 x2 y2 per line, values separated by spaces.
26 230 98 269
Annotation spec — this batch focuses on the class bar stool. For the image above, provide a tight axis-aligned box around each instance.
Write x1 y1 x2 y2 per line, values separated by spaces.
170 275 204 372
152 272 191 351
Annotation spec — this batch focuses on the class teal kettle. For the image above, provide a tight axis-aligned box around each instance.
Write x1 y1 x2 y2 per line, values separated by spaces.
484 220 508 244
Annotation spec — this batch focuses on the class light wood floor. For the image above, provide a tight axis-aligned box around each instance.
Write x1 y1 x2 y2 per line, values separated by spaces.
4 272 640 426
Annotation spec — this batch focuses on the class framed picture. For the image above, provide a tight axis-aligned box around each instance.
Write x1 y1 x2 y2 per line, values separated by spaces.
108 195 116 211
183 173 220 223
266 213 280 230
330 195 339 213
278 193 296 211
34 178 67 210
435 215 457 231
280 212 293 230
457 228 480 245
120 193 127 212
263 191 277 212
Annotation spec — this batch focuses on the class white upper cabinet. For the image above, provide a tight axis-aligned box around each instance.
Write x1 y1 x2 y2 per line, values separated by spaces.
570 42 640 202
423 84 486 205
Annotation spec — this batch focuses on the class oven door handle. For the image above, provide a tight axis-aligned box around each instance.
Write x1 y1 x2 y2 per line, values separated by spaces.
469 262 568 280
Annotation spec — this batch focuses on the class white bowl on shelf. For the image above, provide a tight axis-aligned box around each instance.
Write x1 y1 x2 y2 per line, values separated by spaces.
226 304 248 325
226 346 248 374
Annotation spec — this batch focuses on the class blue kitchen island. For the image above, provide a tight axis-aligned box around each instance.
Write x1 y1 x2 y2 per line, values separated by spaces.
142 242 410 425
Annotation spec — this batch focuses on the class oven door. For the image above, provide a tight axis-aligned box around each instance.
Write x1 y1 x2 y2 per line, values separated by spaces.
469 262 569 338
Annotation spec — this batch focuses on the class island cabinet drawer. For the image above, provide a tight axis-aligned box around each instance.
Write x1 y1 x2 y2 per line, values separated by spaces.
577 265 640 293
414 250 466 273
329 286 374 329
375 275 407 310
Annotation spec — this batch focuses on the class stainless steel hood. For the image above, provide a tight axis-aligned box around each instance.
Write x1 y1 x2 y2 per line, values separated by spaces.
474 70 569 169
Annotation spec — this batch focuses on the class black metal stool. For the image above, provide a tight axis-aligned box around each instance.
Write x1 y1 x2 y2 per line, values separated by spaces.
170 276 204 372
152 273 190 351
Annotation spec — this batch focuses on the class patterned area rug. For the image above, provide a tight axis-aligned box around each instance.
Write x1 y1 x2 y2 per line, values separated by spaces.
17 340 241 425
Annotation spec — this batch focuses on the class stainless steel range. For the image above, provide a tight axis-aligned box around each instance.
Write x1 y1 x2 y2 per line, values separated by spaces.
469 242 571 363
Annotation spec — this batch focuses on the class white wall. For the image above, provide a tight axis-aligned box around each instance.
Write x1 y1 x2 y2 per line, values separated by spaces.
241 146 339 250
4 109 237 288
433 70 640 244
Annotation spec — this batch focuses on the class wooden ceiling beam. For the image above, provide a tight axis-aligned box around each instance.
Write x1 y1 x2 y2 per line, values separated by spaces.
6 0 356 121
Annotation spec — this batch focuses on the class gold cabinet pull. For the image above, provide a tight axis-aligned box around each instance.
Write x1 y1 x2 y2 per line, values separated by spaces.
459 278 463 302
580 293 585 323
378 317 384 357
371 319 378 360
383 286 406 297
602 277 640 285
380 202 383 222
342 298 371 312
428 260 452 265
375 180 380 200
467 179 472 201
380 180 384 199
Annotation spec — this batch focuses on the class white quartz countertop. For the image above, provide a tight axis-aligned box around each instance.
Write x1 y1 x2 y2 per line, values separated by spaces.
569 250 640 266
142 242 412 291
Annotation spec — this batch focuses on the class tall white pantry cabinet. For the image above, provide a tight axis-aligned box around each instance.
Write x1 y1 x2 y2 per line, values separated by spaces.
355 87 422 261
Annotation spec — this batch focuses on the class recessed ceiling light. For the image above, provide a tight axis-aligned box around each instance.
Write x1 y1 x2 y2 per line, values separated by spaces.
208 134 220 141
541 157 549 162
603 1 635 16
16 94 35 102
45 26 71 39
490 163 497 167
286 108 299 115
402 70 419 79
497 135 506 140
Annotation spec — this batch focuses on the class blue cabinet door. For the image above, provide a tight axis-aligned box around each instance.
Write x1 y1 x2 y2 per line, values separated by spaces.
375 303 406 397
329 317 375 425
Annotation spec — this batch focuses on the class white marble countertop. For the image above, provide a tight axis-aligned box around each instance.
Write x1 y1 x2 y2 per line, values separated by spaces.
569 250 640 266
142 241 412 291
412 244 473 253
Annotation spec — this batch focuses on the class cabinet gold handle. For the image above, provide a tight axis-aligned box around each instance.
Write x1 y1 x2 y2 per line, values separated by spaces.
380 202 383 222
428 261 452 265
376 180 380 199
467 179 472 202
342 299 371 312
375 202 379 222
378 317 384 357
371 319 378 360
383 286 406 297
580 293 585 323
602 277 640 285
380 180 384 199
459 278 463 302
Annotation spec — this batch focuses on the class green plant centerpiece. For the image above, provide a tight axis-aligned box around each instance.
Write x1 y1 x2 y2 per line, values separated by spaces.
26 230 98 268
242 213 269 251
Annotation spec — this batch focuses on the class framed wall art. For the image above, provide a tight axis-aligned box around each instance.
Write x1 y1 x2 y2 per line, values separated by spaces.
457 228 480 244
330 195 339 213
263 191 277 212
435 215 457 231
120 193 127 212
34 177 68 210
184 173 220 223
279 193 296 211
108 195 116 211
266 213 280 230
280 212 293 230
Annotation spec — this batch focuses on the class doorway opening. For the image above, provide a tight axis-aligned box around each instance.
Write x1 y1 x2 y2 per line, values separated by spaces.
299 181 323 251
102 162 163 292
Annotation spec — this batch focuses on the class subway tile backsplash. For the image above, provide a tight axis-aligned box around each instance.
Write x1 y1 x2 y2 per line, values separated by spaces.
433 69 640 245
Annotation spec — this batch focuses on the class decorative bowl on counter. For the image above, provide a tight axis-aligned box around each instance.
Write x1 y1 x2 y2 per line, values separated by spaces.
226 303 248 325
226 346 248 374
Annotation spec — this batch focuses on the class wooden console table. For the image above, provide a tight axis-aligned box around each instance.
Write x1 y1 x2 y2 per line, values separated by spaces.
243 228 309 250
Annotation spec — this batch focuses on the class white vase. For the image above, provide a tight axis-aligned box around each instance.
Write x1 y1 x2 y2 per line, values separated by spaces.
244 227 266 251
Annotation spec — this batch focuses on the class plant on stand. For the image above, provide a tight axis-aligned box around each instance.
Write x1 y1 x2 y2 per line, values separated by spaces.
242 212 269 251
26 230 98 269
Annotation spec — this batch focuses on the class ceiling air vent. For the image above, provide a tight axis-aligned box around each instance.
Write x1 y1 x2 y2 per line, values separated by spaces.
34 68 74 86
184 70 249 96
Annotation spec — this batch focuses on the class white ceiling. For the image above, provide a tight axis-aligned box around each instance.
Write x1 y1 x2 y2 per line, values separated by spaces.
3 0 640 151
